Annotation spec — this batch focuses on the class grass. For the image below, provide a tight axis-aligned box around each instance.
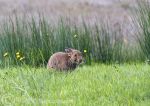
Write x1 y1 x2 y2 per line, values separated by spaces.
0 16 133 67
0 64 150 106
1 1 150 105
136 0 150 61
1 0 150 67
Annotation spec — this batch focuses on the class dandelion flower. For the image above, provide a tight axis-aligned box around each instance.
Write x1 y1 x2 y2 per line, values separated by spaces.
16 52 20 55
3 52 8 57
74 34 77 38
20 57 25 61
84 50 87 53
16 55 21 59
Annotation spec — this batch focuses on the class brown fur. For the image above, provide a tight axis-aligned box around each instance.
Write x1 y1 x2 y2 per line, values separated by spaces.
47 48 83 71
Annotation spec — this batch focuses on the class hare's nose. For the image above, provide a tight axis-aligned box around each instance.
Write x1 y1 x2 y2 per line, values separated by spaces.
79 59 82 63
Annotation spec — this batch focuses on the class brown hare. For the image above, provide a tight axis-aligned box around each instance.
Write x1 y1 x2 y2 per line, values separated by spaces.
47 48 83 71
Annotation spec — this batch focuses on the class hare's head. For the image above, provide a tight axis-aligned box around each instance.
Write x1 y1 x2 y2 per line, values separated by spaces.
65 48 83 64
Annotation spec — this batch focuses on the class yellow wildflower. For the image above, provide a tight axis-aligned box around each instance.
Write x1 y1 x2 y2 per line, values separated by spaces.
20 57 25 61
74 34 77 38
3 52 8 57
16 55 21 59
16 52 20 55
84 50 87 53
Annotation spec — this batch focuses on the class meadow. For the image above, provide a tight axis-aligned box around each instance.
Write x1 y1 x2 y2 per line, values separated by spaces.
0 64 150 106
0 0 150 106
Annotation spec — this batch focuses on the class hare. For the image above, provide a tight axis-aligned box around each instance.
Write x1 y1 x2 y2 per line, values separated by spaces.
47 48 83 71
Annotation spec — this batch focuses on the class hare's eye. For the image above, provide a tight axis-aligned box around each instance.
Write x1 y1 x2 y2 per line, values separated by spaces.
74 54 77 57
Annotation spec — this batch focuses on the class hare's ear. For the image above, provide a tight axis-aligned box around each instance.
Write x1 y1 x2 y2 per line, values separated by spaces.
65 48 73 53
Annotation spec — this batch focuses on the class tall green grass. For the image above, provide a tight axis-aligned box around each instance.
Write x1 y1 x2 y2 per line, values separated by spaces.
135 0 150 62
92 23 124 63
0 16 139 67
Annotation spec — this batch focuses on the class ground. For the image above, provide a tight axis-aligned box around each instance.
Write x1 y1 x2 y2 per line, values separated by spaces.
0 64 150 106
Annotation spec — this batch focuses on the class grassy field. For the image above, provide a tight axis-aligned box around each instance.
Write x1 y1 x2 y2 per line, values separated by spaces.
0 64 150 106
0 1 150 66
0 1 150 106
